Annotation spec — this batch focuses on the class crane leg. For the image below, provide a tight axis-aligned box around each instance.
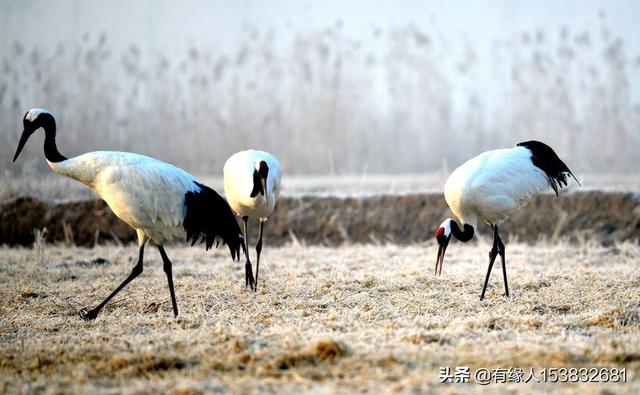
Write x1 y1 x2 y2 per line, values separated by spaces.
158 245 179 317
480 226 500 300
242 216 256 291
81 245 145 320
255 221 264 289
495 227 509 297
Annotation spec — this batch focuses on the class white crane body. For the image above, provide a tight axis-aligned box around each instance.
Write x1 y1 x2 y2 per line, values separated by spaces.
49 151 201 245
444 146 550 229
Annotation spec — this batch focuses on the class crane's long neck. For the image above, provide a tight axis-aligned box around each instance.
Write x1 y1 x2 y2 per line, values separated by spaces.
41 115 67 163
451 220 474 242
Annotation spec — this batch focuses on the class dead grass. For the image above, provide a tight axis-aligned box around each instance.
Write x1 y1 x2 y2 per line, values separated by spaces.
0 240 639 394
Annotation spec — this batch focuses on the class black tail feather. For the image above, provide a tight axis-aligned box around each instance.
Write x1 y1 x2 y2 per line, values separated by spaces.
184 182 242 260
517 140 580 196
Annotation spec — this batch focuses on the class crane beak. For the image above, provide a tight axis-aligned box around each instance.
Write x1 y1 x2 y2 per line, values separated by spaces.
13 130 31 162
435 239 449 276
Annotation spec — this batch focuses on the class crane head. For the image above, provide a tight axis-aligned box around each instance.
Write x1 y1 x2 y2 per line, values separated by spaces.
13 108 54 162
435 218 452 276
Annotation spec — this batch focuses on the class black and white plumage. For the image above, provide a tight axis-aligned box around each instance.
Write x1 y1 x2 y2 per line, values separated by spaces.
435 140 579 300
223 150 281 291
13 108 242 319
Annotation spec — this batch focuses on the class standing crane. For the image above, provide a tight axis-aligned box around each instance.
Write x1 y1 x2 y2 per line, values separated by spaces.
434 141 579 300
13 108 242 319
223 150 281 291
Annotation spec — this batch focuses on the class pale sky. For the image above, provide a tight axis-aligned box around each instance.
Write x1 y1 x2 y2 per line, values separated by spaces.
2 0 638 55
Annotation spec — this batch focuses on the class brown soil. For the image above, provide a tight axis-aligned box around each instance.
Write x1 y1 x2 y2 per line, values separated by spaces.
1 191 639 247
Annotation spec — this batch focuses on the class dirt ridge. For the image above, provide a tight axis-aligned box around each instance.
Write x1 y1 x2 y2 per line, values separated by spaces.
1 191 638 247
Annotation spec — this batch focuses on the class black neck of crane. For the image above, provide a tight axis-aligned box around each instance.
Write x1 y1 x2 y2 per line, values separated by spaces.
250 169 265 197
451 221 474 242
41 114 67 163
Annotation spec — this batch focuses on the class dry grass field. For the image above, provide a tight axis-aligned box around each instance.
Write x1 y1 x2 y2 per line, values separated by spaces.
1 239 638 394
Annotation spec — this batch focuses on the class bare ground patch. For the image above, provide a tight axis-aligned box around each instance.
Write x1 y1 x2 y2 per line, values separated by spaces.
0 241 639 394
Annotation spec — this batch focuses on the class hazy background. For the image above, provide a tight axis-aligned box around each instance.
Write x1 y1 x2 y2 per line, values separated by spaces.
1 0 639 177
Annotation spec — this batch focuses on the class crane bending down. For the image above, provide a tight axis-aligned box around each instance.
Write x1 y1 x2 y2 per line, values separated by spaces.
13 108 242 319
224 150 281 291
435 141 579 300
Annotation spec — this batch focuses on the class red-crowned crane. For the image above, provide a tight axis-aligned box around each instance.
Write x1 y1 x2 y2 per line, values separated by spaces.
13 108 242 319
223 150 281 291
434 141 580 300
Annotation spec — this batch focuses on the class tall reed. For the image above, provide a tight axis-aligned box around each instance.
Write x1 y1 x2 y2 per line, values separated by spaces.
1 19 638 176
